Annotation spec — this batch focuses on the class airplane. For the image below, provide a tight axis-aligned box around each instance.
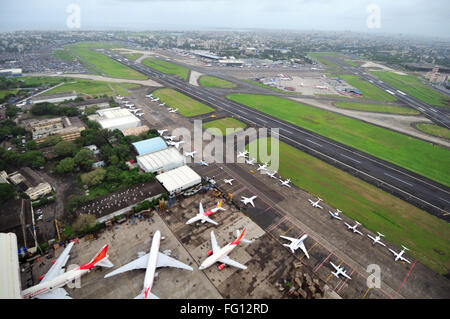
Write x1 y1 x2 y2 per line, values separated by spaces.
104 230 193 299
256 163 268 172
151 98 160 102
145 94 153 98
186 201 225 226
245 158 256 165
344 221 364 235
22 242 113 299
168 140 185 149
388 246 411 264
224 179 234 185
168 108 178 113
266 170 278 179
125 103 135 108
330 262 352 280
241 196 257 208
308 197 323 209
280 178 291 188
367 232 386 247
199 228 247 271
184 151 197 158
129 108 142 114
329 209 342 220
237 151 249 158
199 160 209 166
136 113 144 117
280 234 310 259
164 135 178 141
157 129 168 136
158 103 166 106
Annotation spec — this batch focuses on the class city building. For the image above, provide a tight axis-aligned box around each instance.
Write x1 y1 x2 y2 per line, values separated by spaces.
0 171 9 184
136 147 185 174
132 137 168 156
88 107 141 131
25 182 52 201
0 68 22 77
25 117 85 145
156 165 201 195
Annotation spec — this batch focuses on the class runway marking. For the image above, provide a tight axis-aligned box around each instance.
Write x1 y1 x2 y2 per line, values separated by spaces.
266 216 288 233
314 252 333 273
340 153 362 164
299 242 318 261
264 205 273 212
384 173 414 187
280 128 294 134
281 224 296 236
337 270 355 293
232 187 247 197
396 260 417 294
439 197 450 204
258 118 268 124
361 287 371 299
306 139 322 147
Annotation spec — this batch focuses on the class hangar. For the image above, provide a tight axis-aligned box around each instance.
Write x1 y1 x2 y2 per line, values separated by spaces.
132 137 168 156
136 147 185 174
88 107 141 131
156 165 201 195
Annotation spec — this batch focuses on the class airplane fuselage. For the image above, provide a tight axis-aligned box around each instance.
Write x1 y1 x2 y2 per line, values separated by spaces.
143 231 161 298
199 243 235 270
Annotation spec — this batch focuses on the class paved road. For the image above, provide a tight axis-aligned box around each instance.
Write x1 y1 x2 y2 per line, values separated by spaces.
104 51 450 221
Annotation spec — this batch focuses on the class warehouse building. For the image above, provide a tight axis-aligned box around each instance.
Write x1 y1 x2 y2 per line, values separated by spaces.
31 92 78 105
136 147 185 174
156 165 201 195
121 125 150 137
132 137 167 156
88 107 141 131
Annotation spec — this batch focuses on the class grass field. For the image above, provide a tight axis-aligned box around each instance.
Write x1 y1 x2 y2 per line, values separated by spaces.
247 137 450 275
372 71 450 108
152 88 214 117
66 43 147 80
199 76 237 89
123 53 142 61
415 123 450 140
338 75 398 102
53 49 75 61
227 93 450 187
142 58 189 81
17 76 68 87
43 79 139 96
202 117 247 136
308 52 342 69
334 101 420 115
344 60 359 67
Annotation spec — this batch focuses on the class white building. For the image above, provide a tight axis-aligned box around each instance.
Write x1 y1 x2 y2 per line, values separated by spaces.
136 148 185 174
156 165 201 195
0 233 22 299
25 182 52 201
88 107 141 131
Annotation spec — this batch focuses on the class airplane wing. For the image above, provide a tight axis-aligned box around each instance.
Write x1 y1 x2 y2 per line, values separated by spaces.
399 256 411 264
156 252 193 271
210 231 221 254
203 216 219 226
104 254 149 278
355 230 363 235
280 235 297 244
41 242 75 283
330 262 338 270
317 204 323 209
388 248 397 256
298 242 310 259
218 255 247 270
378 241 386 247
367 235 375 242
249 201 255 208
342 272 352 280
36 288 71 299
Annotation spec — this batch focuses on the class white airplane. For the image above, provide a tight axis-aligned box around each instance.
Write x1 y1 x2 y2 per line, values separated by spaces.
125 103 135 108
136 113 144 117
22 242 113 299
257 163 268 172
241 196 257 207
245 158 256 165
104 230 193 299
129 108 142 114
388 246 411 264
280 234 310 259
145 94 153 98
344 221 364 235
184 151 197 158
168 140 185 149
157 129 168 136
199 160 209 166
224 179 234 185
308 197 323 209
199 228 247 271
186 201 225 226
151 98 160 102
168 108 178 113
159 103 166 106
330 262 352 280
164 135 178 141
116 95 124 100
329 209 342 220
367 232 386 247
237 151 249 158
280 178 291 188
266 170 278 179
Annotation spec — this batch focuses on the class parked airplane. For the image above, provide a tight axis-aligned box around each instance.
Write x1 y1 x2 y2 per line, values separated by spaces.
344 221 363 235
280 178 291 188
184 151 197 158
241 196 257 207
308 198 323 209
22 242 113 299
129 108 142 114
164 135 178 141
169 108 178 113
199 160 209 166
329 209 342 220
186 201 225 226
280 234 310 258
136 113 144 117
104 230 193 299
199 228 247 271
330 262 352 280
151 98 160 102
168 140 185 149
159 103 166 106
266 170 278 179
157 129 168 136
125 103 135 108
388 246 411 264
145 94 153 98
367 232 386 247
237 151 249 158
224 179 234 185
257 163 268 171
245 158 256 165
117 95 124 100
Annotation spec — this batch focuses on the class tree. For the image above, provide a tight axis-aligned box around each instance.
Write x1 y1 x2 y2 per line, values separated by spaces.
5 105 19 118
25 140 37 151
56 157 75 174
0 183 15 203
54 141 78 158
40 135 63 148
72 214 97 234
74 148 94 171
80 168 106 187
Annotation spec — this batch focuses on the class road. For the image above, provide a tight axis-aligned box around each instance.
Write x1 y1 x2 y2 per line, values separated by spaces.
104 51 450 221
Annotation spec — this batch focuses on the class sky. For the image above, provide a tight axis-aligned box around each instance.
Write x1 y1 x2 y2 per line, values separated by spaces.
0 0 449 39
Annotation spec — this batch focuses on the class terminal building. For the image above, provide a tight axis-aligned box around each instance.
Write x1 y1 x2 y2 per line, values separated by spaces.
88 107 141 131
136 148 185 174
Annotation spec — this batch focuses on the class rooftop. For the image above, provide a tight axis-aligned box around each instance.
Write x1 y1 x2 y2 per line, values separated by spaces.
132 137 168 156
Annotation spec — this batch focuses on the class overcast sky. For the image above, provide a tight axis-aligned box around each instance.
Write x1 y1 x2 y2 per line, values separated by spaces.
0 0 449 39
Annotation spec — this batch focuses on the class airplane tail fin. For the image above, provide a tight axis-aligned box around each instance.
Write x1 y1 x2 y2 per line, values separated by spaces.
216 200 225 211
79 244 113 270
231 227 246 246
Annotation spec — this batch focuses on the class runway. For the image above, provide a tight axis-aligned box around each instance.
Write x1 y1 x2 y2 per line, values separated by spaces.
105 51 450 221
